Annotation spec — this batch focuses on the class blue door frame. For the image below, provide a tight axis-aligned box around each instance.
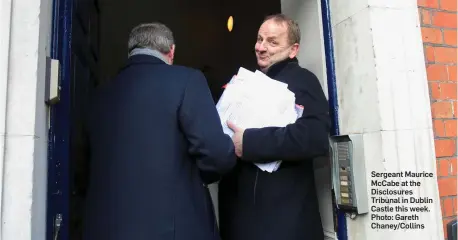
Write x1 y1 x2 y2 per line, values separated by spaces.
46 0 73 238
320 0 347 239
46 0 346 239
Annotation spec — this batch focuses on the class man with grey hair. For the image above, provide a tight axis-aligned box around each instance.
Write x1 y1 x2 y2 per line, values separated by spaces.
219 14 330 240
127 23 176 64
81 22 236 240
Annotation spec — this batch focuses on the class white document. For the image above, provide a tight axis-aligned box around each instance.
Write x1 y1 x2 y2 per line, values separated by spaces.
216 67 303 173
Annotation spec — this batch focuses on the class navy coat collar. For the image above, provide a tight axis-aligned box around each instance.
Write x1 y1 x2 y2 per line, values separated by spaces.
264 57 299 78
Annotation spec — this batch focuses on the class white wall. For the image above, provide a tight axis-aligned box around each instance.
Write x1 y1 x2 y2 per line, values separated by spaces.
33 0 54 237
0 0 52 238
331 0 444 239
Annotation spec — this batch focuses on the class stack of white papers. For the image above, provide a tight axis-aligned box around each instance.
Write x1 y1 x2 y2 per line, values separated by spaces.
216 67 303 173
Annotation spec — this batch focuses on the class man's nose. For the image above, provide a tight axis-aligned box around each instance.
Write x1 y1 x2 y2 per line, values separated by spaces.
256 42 267 51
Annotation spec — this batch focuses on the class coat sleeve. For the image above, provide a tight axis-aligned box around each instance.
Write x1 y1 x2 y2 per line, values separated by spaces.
242 72 331 163
178 70 237 183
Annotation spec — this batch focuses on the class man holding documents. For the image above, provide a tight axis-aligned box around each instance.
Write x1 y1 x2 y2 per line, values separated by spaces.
81 23 236 240
218 14 330 240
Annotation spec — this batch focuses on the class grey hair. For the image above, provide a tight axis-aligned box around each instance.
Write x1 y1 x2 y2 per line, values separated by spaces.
127 23 175 54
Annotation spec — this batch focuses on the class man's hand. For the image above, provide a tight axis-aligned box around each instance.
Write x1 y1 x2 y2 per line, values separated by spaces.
227 121 245 158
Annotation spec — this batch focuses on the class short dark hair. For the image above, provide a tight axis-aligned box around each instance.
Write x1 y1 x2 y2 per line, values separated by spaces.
263 14 301 45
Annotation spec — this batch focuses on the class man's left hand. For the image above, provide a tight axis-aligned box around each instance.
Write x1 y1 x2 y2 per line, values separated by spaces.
227 121 244 158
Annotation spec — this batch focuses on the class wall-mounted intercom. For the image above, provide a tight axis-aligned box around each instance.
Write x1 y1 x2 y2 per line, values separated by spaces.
330 134 369 215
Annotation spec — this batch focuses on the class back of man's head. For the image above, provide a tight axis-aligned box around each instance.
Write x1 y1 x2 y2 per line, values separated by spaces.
128 23 175 54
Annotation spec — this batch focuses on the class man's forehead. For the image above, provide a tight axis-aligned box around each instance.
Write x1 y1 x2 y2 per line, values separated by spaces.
258 20 288 38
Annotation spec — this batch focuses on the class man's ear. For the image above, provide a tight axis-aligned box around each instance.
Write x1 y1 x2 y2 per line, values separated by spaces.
289 43 299 59
168 44 176 64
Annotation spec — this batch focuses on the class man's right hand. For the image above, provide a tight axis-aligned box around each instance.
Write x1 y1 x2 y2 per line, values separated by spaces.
227 121 244 158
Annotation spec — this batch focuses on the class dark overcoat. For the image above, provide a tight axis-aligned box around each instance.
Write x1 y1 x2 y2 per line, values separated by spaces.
219 57 331 240
81 55 236 240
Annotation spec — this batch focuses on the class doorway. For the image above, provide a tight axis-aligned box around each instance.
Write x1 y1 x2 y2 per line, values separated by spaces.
46 0 338 239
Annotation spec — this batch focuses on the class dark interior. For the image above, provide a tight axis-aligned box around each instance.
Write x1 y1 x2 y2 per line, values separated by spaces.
97 0 282 101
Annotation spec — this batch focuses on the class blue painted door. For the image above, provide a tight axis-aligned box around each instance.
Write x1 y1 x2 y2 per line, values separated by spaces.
47 0 100 238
